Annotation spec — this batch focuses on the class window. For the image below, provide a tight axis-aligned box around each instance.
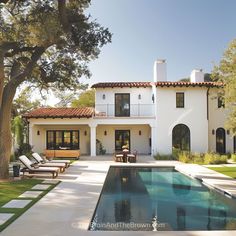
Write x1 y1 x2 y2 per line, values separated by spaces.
218 96 225 108
176 92 184 108
115 130 130 151
172 124 190 151
115 93 130 117
46 130 79 150
216 128 226 154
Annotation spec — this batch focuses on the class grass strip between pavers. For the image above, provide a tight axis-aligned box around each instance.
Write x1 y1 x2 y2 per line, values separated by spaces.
208 167 236 179
0 179 60 232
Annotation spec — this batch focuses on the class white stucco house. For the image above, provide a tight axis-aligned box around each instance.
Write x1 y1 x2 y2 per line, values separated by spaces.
24 60 236 157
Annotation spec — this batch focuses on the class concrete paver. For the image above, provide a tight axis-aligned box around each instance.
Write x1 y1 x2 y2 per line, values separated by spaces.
2 200 32 209
18 191 44 198
31 184 51 190
0 214 14 225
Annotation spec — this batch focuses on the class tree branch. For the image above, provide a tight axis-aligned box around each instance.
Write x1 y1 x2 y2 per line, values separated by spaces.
58 0 71 33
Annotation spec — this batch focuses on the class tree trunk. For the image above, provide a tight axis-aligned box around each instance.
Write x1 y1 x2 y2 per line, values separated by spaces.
0 84 17 179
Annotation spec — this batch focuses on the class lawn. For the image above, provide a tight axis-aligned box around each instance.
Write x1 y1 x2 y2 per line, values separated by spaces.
208 167 236 179
0 179 59 232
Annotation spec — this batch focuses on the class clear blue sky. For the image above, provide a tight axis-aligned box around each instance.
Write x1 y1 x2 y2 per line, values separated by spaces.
86 0 236 85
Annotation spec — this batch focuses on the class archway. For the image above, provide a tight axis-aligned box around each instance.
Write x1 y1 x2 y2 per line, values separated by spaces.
172 124 190 151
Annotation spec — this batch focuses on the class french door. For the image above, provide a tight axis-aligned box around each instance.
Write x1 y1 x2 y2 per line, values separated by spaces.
115 130 130 151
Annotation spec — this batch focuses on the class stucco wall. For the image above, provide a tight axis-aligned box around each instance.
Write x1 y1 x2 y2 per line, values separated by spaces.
96 124 151 154
30 123 90 155
95 87 154 117
208 88 234 153
156 87 209 154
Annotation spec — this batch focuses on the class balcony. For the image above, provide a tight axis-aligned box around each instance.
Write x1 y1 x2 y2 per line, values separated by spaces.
95 104 155 117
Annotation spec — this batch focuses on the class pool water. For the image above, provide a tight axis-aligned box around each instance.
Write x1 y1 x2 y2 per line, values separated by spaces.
89 167 236 231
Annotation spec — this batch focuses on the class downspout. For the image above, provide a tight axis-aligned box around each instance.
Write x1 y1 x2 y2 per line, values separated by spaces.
207 87 210 120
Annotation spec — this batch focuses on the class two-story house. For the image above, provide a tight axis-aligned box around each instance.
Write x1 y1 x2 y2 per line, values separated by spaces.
24 60 236 157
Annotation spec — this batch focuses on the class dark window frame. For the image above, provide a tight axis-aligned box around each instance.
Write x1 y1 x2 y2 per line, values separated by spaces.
46 130 80 150
217 96 225 108
216 128 226 154
172 124 191 151
115 130 130 151
176 92 185 108
115 93 130 117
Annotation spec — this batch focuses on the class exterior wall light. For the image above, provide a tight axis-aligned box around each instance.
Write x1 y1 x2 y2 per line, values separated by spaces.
102 94 106 100
37 130 40 135
139 130 142 136
227 130 230 135
104 130 107 136
212 129 215 135
152 94 155 103
138 94 141 100
84 130 87 136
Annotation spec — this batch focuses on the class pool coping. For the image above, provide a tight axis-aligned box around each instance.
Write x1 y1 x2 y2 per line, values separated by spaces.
1 156 236 235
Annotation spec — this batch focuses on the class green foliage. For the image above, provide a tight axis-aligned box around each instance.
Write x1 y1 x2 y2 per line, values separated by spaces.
14 143 33 158
96 139 106 155
11 116 24 146
71 89 95 108
12 88 41 117
212 39 236 135
204 153 227 164
154 153 175 160
231 154 236 162
0 1 112 91
175 151 228 164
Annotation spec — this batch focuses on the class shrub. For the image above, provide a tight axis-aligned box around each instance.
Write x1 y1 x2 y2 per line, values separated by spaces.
154 153 175 160
178 151 192 163
204 152 227 164
96 139 106 155
14 143 33 158
231 154 236 162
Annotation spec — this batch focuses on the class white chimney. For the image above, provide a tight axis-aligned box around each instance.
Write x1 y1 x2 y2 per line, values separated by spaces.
190 69 204 83
153 59 167 82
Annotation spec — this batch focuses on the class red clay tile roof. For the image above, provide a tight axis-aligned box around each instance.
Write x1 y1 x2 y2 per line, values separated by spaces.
91 82 152 88
154 81 223 87
91 81 222 88
23 107 94 119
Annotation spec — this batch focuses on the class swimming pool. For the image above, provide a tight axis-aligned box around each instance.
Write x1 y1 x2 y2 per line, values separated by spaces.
89 166 236 231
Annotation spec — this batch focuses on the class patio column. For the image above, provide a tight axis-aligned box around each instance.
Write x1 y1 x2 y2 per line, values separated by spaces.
89 124 97 156
151 125 157 156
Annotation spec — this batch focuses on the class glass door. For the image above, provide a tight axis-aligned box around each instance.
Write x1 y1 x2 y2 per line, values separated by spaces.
115 130 130 151
115 94 130 117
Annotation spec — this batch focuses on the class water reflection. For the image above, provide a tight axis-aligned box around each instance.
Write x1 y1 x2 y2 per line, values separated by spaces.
90 167 236 231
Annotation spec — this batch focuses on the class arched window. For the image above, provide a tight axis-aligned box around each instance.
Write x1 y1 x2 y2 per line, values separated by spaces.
216 128 226 154
172 124 190 151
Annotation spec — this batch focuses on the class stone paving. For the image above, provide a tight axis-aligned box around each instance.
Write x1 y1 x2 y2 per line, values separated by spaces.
18 191 44 199
0 214 14 226
1 156 236 236
31 184 51 190
175 164 236 198
2 200 32 209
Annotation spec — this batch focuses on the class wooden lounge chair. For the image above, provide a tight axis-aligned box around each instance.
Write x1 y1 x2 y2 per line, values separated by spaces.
31 153 66 173
32 153 70 168
113 151 123 162
19 155 60 178
127 150 137 163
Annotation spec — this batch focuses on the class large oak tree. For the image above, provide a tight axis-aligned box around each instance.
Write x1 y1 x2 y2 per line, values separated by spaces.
0 0 111 179
213 39 236 135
